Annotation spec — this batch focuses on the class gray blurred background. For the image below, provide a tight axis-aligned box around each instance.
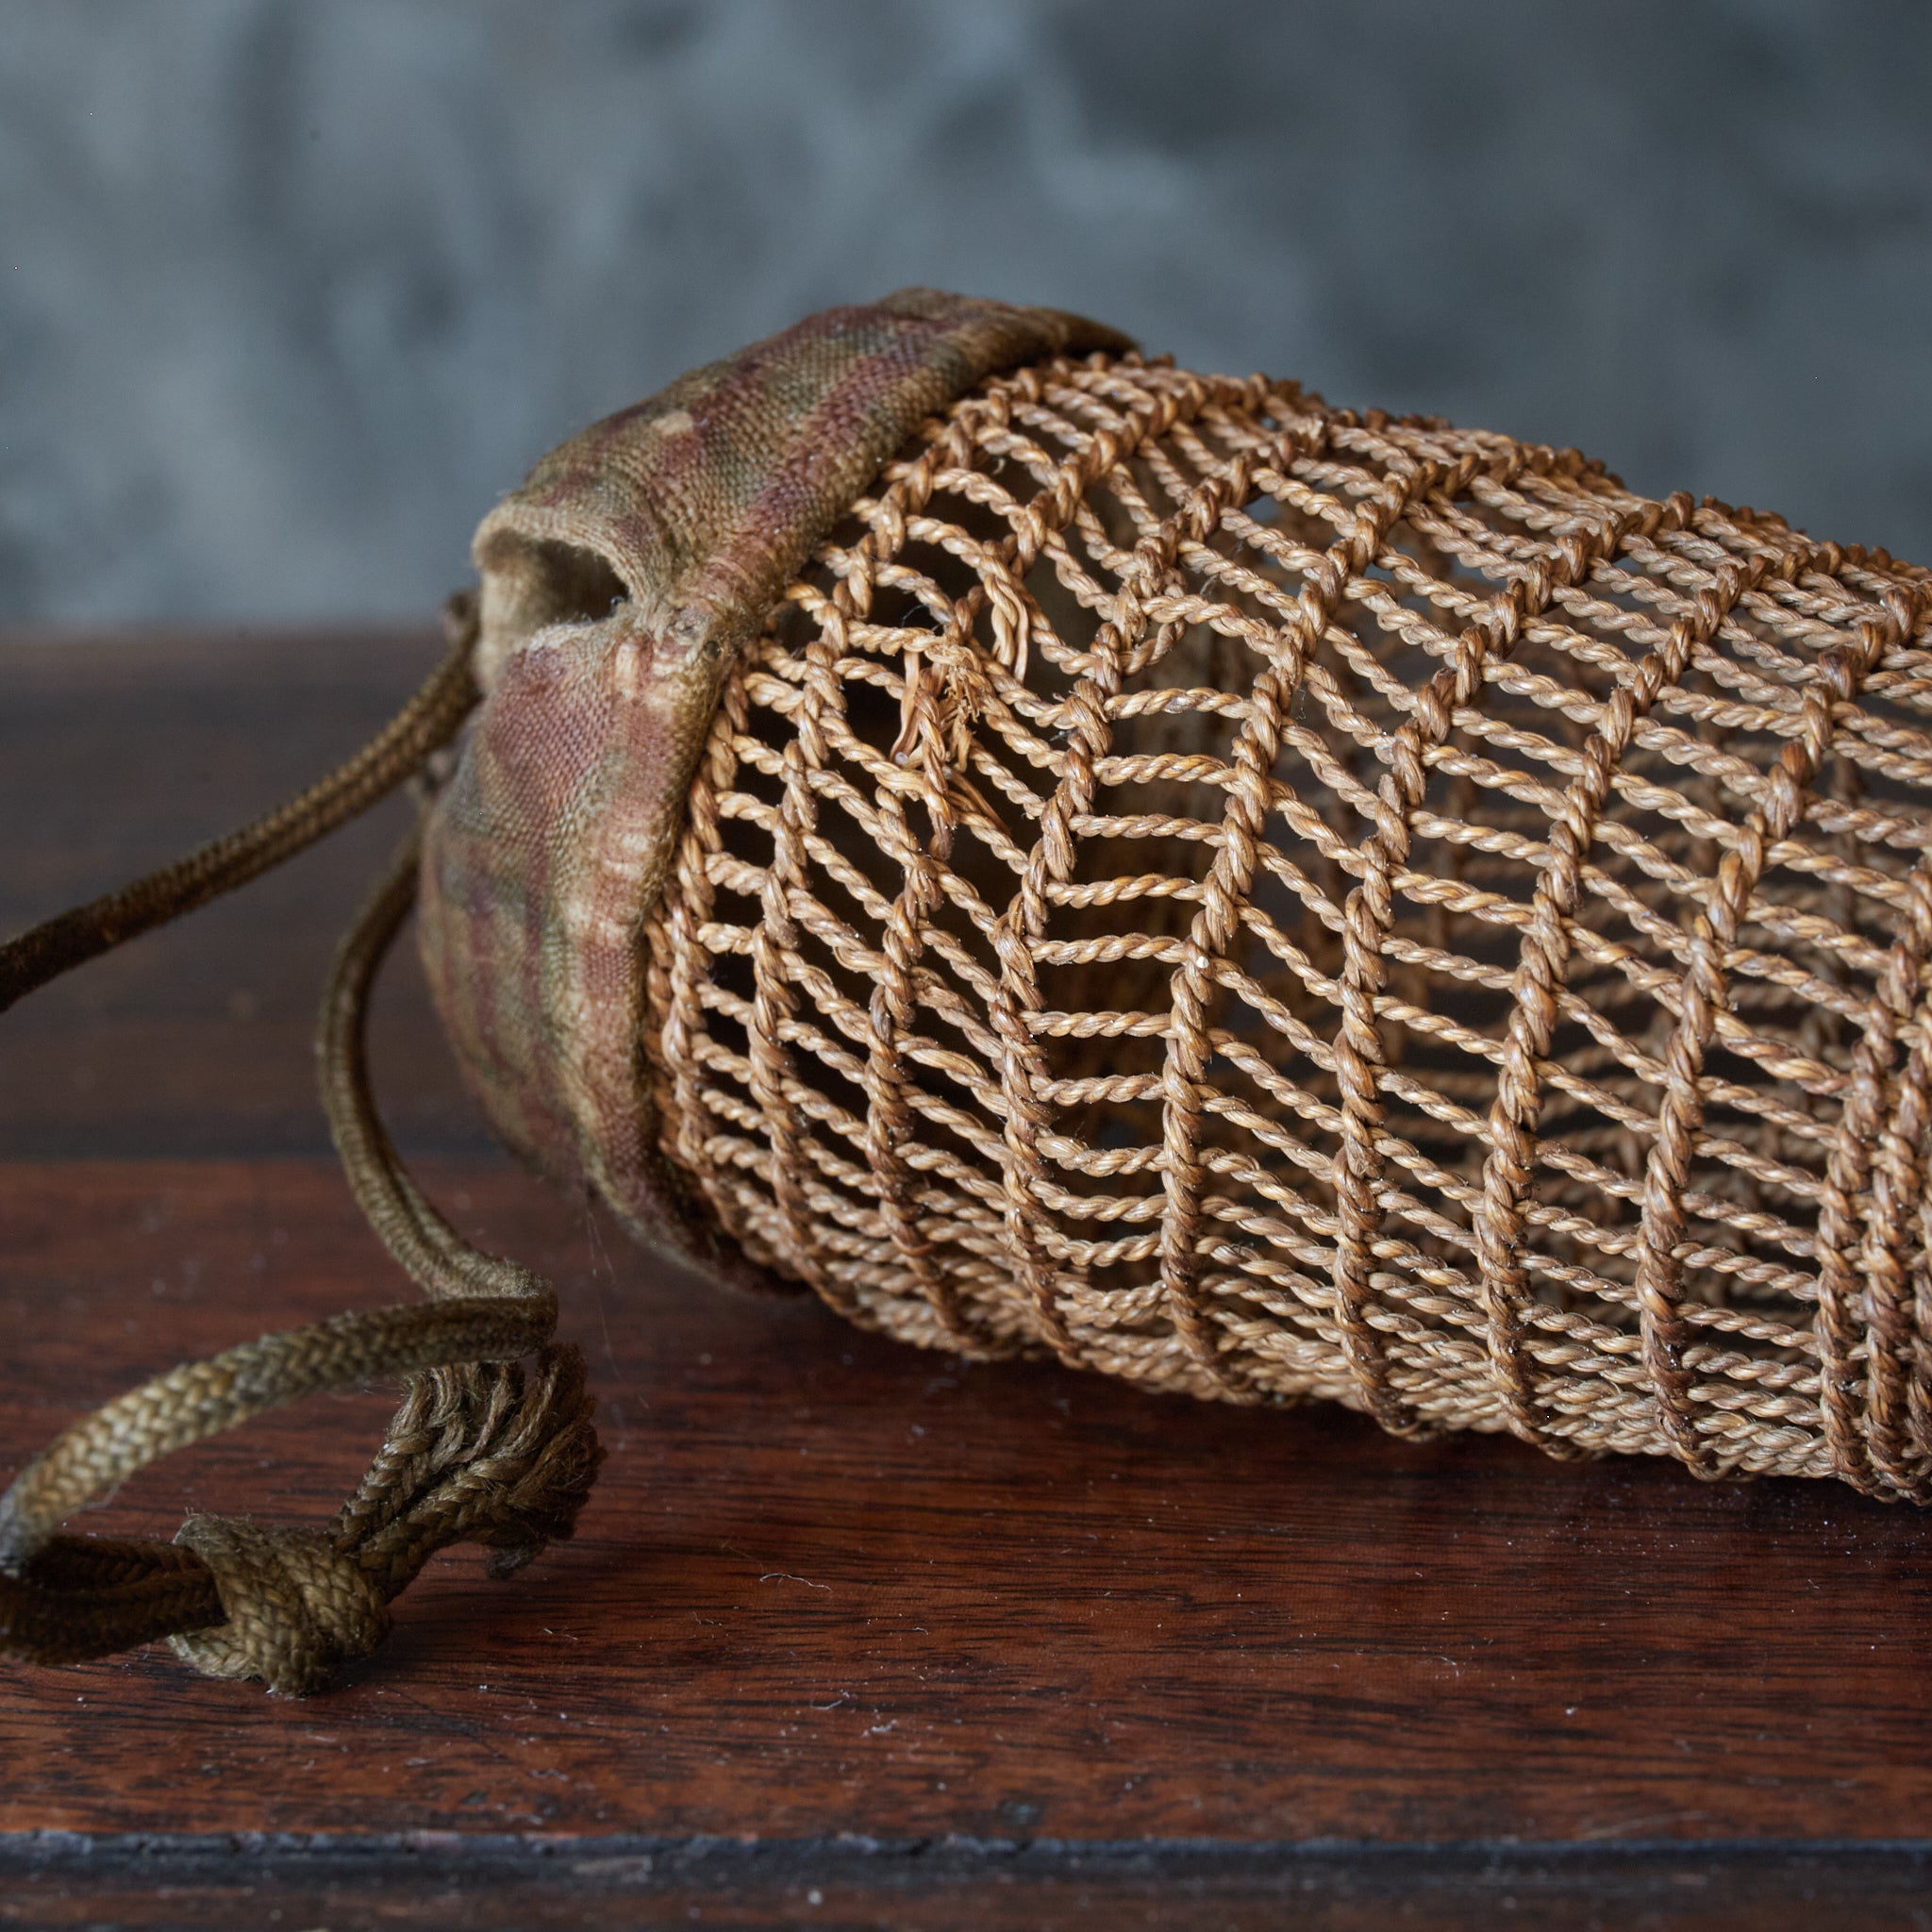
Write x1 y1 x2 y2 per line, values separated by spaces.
2 0 1928 626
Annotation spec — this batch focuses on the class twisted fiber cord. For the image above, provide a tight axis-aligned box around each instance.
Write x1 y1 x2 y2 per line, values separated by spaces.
1633 590 1907 1477
981 369 1257 1372
1852 858 1932 1492
650 354 1932 1494
855 372 1136 1357
1332 466 1667 1441
831 393 1016 1351
0 600 477 1018
0 605 599 1691
1474 495 1748 1455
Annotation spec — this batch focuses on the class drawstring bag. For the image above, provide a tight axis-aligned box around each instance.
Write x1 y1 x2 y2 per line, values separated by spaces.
4 288 1929 1696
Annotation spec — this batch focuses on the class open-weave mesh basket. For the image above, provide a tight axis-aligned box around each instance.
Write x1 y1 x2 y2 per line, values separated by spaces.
643 353 1932 1491
12 293 1932 1702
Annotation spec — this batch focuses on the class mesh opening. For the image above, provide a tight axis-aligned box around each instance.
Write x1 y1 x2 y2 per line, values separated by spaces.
643 353 1932 1489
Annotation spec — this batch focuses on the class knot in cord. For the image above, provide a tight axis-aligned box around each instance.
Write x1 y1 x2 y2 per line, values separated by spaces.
170 1518 390 1697
167 1346 600 1695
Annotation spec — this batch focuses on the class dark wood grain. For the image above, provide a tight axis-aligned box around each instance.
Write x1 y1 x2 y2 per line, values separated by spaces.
6 1152 1932 1847
4 632 1930 1918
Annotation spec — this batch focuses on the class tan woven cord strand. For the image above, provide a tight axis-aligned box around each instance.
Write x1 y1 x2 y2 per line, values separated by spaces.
0 598 601 1693
643 353 1932 1495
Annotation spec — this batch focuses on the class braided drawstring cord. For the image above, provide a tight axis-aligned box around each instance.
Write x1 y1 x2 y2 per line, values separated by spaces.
0 597 602 1694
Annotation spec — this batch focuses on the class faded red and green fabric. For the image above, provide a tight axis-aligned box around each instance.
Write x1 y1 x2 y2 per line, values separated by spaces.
421 290 1129 1289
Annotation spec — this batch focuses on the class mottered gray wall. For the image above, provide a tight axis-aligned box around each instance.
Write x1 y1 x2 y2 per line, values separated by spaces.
2 0 1928 624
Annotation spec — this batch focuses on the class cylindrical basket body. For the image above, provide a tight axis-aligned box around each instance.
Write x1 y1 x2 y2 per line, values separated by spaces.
423 297 1932 1497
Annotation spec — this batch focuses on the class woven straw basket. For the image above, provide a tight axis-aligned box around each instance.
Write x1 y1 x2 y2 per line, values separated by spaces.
427 291 1932 1498
8 290 1932 1697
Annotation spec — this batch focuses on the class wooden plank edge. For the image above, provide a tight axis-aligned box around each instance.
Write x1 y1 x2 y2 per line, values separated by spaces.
0 1832 1924 1929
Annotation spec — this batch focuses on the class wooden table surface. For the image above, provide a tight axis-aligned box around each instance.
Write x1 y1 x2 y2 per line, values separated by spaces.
4 630 1932 1928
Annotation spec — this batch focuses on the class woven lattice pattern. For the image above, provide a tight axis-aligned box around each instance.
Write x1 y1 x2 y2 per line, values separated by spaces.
642 352 1932 1492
